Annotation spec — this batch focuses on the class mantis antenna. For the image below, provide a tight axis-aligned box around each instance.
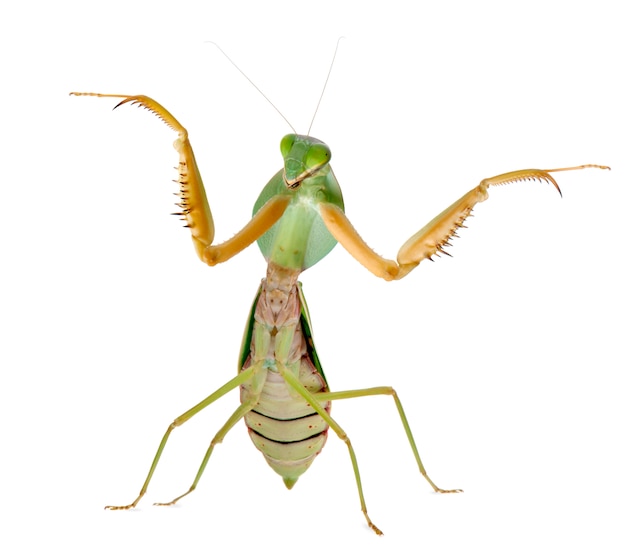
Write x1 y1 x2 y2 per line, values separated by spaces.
308 37 344 135
207 40 344 136
206 41 297 133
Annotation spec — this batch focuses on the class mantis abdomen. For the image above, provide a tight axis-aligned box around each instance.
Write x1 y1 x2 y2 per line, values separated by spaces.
240 262 330 489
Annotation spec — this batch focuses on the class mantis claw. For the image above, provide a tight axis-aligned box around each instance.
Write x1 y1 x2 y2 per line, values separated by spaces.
321 164 609 281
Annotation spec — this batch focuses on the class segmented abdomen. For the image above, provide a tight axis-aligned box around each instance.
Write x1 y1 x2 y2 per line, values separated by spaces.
240 264 330 489
244 354 329 489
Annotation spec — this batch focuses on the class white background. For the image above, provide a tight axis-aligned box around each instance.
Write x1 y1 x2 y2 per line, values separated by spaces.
1 1 624 551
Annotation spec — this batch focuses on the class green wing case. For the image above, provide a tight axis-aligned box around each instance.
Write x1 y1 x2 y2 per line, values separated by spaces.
297 282 328 386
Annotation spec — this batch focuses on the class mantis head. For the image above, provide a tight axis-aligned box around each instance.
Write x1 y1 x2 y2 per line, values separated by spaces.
280 134 332 189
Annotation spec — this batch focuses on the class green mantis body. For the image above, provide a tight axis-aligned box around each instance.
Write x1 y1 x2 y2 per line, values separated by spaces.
71 91 608 535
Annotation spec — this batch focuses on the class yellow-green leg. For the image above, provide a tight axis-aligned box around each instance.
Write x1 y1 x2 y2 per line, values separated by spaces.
105 368 257 510
276 363 384 535
315 387 462 494
153 398 259 506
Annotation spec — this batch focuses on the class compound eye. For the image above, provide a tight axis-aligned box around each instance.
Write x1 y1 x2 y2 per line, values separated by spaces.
305 143 331 170
280 134 297 158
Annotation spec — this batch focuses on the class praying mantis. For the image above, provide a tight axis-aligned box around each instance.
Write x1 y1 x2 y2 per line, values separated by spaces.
71 56 608 534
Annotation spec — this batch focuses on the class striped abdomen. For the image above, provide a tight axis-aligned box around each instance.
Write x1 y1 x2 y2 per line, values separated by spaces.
240 263 330 489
